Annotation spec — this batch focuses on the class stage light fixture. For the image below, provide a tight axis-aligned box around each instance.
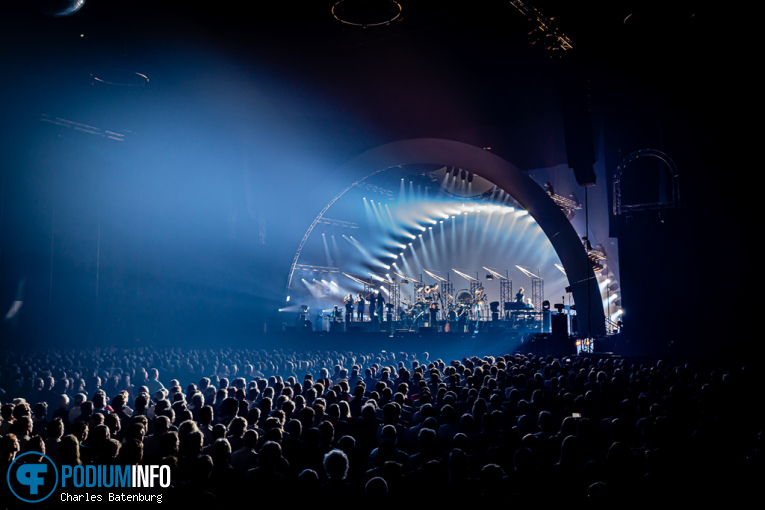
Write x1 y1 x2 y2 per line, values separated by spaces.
486 274 493 280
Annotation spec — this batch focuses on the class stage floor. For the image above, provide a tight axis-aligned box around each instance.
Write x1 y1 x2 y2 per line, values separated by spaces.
259 324 571 361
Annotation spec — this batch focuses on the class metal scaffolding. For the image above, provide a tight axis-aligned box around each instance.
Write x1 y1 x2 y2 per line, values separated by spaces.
517 265 544 312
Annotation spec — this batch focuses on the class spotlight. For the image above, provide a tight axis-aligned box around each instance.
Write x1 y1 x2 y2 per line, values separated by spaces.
467 172 474 183
542 300 550 311
486 274 493 280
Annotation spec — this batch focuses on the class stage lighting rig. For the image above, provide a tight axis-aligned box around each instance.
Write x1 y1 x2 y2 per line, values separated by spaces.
332 0 402 28
544 182 582 216
295 264 340 274
422 269 448 283
40 114 128 142
508 0 573 58
452 269 478 282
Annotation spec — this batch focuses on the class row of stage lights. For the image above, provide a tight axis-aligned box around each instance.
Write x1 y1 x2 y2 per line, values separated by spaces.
320 199 538 277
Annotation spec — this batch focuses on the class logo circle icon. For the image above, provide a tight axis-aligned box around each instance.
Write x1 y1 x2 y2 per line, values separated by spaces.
6 451 59 503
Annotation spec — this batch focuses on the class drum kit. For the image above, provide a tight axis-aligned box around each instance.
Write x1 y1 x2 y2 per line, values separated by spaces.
400 283 487 327
443 286 486 321
399 283 441 329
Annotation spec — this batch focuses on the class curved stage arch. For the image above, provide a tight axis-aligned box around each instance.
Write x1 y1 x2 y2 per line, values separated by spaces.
292 138 605 338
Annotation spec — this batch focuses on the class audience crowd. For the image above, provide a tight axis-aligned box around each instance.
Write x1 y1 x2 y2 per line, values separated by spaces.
0 346 761 506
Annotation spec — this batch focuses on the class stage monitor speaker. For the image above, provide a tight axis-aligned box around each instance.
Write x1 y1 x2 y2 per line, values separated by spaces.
419 326 437 334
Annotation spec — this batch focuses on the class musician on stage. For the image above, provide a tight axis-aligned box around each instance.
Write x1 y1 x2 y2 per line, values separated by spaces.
457 304 467 332
515 287 525 304
344 294 354 323
356 293 365 321
332 305 342 322
429 300 439 328
376 292 385 321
